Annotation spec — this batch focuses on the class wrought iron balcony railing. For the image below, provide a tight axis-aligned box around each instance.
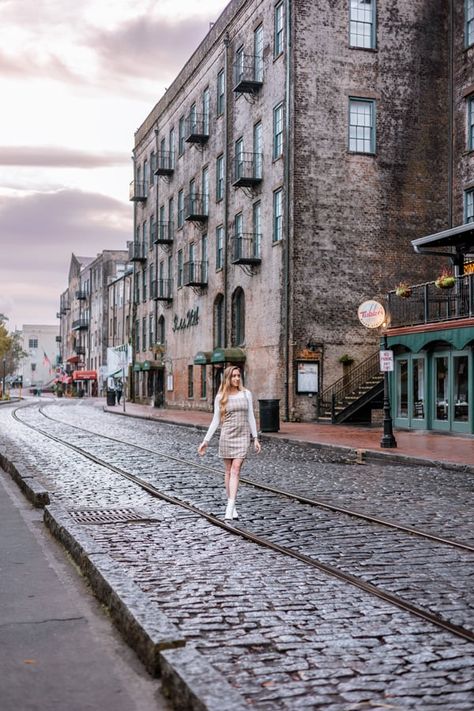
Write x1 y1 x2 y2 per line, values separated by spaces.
55 335 62 342
185 114 210 144
233 54 264 93
153 221 174 245
154 151 175 176
231 234 262 265
129 180 148 201
184 194 209 222
387 274 474 328
72 318 89 331
151 279 173 301
74 345 86 355
183 260 208 287
233 152 263 187
75 289 88 300
127 240 147 262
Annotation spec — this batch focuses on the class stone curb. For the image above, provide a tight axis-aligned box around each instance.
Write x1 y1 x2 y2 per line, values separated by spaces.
0 451 50 507
103 406 474 475
160 646 248 711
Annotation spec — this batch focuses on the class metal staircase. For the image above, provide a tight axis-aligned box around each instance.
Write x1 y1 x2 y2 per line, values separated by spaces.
316 351 384 424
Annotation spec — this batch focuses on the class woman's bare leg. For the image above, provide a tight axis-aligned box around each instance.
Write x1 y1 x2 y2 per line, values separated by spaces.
229 458 244 501
223 459 232 497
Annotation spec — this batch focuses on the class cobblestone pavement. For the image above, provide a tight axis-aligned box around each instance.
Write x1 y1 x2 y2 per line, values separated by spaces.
1 401 473 710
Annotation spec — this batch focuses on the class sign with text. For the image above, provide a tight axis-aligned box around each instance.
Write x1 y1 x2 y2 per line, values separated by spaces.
380 350 394 372
296 361 319 393
358 300 386 329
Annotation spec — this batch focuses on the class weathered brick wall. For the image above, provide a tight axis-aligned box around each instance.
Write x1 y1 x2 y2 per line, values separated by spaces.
290 0 450 419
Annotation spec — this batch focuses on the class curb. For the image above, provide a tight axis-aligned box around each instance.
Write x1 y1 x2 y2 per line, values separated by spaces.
103 406 474 475
0 445 248 710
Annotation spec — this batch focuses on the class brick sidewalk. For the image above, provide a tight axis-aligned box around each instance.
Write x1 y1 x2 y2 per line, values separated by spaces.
99 399 474 470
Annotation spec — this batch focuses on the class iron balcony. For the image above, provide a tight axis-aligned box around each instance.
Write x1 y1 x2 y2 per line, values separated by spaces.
127 240 147 262
184 194 209 222
231 234 262 265
151 279 173 302
154 151 175 176
233 54 264 93
55 335 62 342
185 114 210 144
387 274 474 328
233 152 263 187
74 345 86 355
129 180 148 201
183 261 208 287
153 221 174 245
75 289 88 300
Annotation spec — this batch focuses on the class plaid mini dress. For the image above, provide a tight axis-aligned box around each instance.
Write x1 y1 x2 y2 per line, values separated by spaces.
219 392 251 459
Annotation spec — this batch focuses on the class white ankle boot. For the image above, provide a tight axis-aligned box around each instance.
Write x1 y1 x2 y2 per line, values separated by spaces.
232 506 239 520
225 499 235 520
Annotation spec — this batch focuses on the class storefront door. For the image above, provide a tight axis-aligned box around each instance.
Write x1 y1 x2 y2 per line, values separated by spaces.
433 350 471 433
394 354 427 429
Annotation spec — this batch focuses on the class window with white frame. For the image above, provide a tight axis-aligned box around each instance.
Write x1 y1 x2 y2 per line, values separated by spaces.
216 154 224 201
253 121 263 178
349 98 376 153
466 0 474 47
202 234 208 283
253 201 261 258
202 87 210 134
142 317 147 352
202 166 209 214
235 137 244 180
177 189 184 228
169 127 175 167
216 225 224 270
178 116 185 155
157 315 165 344
350 0 376 49
466 189 474 223
177 249 183 287
274 2 284 56
214 294 224 348
468 95 474 151
273 188 283 242
29 338 38 349
217 69 225 116
254 23 264 81
273 102 283 159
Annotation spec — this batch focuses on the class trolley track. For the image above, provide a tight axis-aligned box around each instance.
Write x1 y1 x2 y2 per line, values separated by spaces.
10 403 474 644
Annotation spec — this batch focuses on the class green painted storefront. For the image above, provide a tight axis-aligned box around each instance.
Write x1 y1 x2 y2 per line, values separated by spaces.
386 325 474 434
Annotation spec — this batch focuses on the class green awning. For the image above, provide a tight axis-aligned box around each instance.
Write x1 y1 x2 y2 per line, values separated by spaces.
194 351 212 365
386 325 474 353
210 347 246 364
142 360 163 370
133 362 142 372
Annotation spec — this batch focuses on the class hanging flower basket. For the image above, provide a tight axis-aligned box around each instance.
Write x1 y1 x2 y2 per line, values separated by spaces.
395 282 412 298
435 271 456 289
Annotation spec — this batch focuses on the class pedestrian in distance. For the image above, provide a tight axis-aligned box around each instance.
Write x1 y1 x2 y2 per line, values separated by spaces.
115 379 123 405
198 365 261 520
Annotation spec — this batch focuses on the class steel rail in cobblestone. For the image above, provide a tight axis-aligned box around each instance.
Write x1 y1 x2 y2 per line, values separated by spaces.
10 405 474 644
28 404 474 555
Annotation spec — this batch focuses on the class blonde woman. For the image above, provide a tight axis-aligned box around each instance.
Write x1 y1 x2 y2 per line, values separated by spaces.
198 365 261 520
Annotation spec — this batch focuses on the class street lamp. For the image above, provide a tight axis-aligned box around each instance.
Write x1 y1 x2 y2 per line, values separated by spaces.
2 357 6 399
380 330 397 449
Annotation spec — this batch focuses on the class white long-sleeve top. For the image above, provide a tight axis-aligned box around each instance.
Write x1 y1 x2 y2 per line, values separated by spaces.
203 390 258 443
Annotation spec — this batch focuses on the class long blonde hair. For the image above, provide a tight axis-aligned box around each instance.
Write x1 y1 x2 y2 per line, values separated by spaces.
218 365 244 421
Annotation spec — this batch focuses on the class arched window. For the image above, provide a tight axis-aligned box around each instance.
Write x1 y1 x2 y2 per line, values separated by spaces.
213 294 224 348
231 288 245 346
157 315 165 344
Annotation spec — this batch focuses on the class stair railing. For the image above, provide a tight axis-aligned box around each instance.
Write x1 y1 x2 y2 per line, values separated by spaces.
318 351 381 421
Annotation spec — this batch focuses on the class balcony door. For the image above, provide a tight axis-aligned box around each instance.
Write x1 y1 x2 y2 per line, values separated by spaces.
433 350 471 433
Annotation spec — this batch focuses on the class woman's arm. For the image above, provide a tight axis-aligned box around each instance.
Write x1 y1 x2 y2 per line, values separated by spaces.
245 390 258 439
198 395 221 455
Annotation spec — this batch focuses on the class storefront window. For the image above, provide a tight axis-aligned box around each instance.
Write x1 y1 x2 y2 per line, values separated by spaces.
435 356 449 420
396 359 408 417
412 357 425 419
453 355 469 422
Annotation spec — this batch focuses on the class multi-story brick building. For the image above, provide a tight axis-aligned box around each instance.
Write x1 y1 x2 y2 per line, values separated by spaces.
129 0 468 422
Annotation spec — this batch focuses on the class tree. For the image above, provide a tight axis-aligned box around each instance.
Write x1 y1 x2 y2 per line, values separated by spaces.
0 315 26 377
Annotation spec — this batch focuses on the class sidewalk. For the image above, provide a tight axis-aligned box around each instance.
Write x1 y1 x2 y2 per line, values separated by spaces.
101 400 474 470
0 468 168 711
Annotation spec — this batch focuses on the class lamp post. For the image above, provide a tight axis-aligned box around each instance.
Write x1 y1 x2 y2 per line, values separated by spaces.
2 357 6 399
380 331 397 449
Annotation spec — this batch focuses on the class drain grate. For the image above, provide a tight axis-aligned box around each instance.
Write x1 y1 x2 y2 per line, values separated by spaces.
67 508 158 525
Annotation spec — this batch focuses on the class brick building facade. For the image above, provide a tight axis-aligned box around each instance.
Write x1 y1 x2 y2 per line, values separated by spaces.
129 0 469 422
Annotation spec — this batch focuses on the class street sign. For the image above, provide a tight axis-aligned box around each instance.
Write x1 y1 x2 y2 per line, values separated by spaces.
380 350 394 372
358 300 386 329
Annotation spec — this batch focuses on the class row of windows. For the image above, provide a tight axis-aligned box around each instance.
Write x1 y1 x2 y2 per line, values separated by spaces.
135 288 245 354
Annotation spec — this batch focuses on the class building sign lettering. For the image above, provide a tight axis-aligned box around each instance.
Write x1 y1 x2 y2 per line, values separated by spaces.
172 307 199 332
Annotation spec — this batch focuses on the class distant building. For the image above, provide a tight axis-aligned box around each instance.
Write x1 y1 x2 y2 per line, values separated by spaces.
58 251 129 394
128 0 463 421
18 324 59 390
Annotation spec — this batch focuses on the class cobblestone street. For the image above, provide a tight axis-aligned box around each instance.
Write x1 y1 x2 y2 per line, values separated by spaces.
1 400 473 710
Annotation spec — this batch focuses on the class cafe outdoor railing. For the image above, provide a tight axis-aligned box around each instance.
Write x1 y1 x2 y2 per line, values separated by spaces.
387 274 474 328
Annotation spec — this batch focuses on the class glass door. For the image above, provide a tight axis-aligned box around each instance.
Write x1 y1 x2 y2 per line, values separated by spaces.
433 353 450 431
452 352 470 433
394 354 427 429
432 350 471 433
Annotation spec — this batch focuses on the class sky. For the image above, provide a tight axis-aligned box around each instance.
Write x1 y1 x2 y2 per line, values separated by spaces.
0 0 229 331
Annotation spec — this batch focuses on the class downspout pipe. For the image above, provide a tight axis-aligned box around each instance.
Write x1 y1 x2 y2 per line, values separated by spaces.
448 0 454 228
223 33 230 348
131 152 137 402
283 0 292 421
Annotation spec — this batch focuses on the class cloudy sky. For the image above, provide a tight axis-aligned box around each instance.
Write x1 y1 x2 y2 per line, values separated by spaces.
0 0 228 330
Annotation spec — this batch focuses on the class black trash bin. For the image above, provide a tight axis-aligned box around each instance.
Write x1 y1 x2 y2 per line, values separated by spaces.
106 389 116 406
258 399 280 432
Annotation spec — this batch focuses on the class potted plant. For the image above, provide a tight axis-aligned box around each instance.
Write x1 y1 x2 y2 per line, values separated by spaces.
338 354 354 366
395 282 412 298
435 269 456 289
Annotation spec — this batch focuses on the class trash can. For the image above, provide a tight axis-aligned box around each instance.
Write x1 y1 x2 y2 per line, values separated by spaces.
258 399 280 432
106 389 116 406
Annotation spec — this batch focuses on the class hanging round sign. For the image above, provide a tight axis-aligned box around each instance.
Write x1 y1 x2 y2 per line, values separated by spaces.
357 300 386 329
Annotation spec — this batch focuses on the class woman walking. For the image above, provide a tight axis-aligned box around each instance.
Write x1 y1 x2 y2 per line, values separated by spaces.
198 365 261 520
